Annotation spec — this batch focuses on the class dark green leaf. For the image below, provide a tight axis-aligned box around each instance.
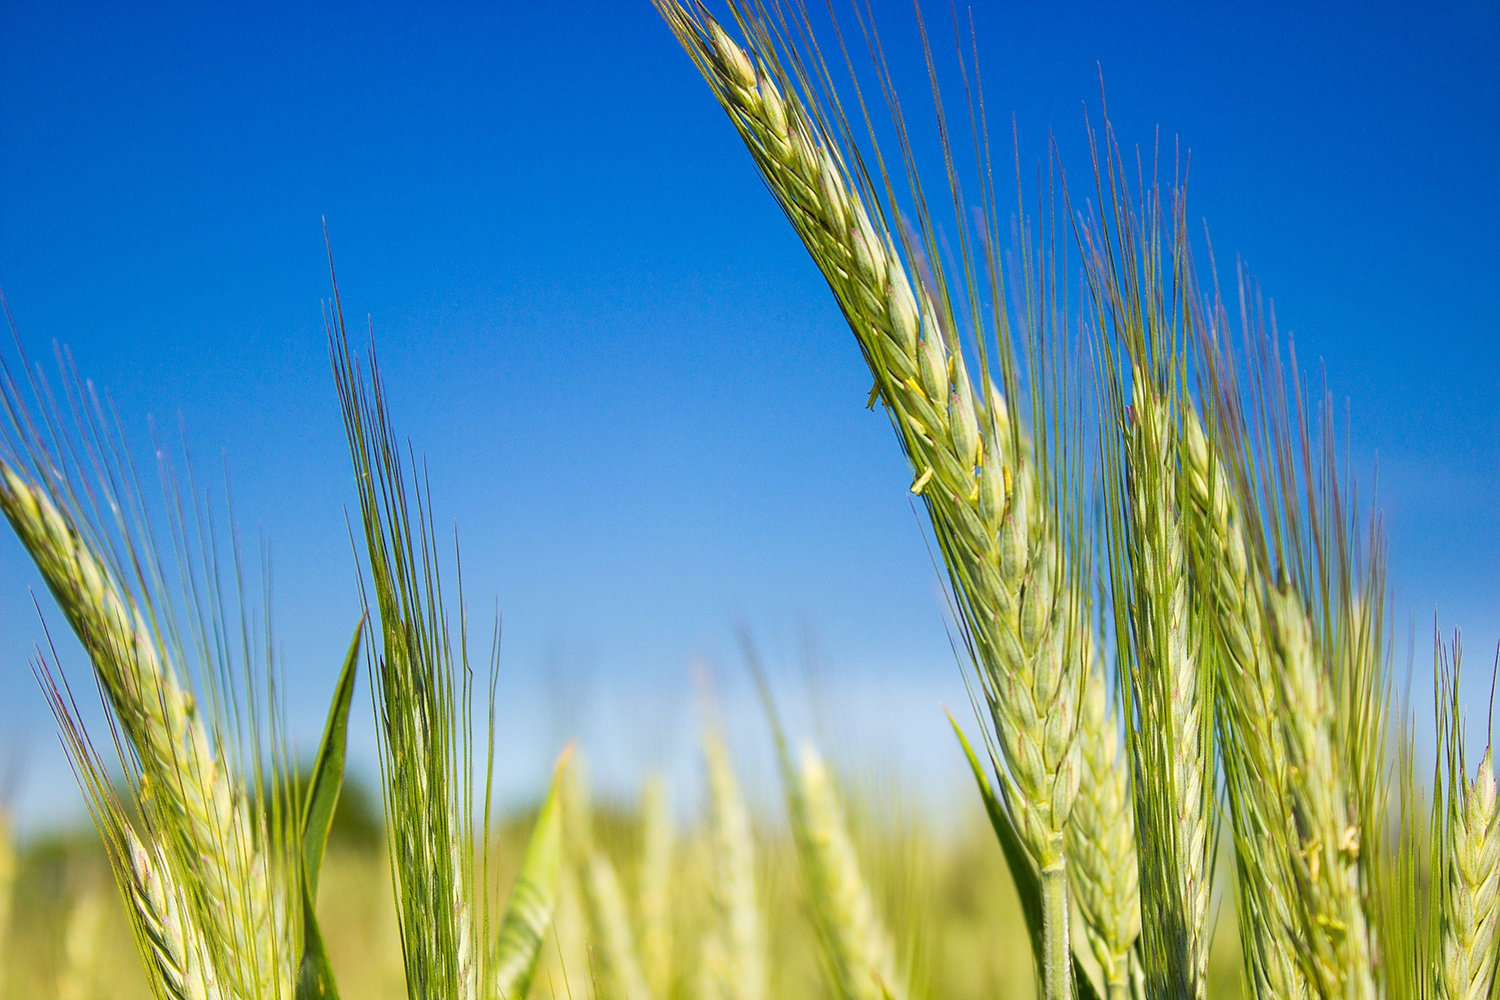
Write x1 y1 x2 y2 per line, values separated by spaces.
948 714 1046 979
296 878 341 1000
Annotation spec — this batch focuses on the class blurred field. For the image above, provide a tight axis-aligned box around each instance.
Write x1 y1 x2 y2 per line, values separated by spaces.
0 773 1245 1000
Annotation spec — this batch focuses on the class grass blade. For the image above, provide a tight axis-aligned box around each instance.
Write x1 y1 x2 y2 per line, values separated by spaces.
493 747 570 1000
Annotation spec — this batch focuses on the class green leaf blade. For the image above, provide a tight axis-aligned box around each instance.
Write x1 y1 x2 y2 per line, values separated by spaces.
493 746 570 1000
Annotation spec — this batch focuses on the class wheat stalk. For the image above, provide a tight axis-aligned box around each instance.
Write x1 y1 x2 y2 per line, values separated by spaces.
1066 629 1140 1000
0 463 282 999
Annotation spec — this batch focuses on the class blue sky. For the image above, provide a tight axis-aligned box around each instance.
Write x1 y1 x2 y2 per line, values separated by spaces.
0 0 1495 829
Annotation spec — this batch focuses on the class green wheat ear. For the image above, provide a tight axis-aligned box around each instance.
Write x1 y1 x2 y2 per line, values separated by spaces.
0 339 348 999
656 7 1090 997
1434 637 1500 1000
333 295 571 1000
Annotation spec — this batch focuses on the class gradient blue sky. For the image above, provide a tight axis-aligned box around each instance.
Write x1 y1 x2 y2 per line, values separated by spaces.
1 1 1496 828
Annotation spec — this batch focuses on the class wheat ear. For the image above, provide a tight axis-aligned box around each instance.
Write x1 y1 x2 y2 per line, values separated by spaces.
0 464 279 997
655 7 1084 993
1109 381 1215 1000
1267 589 1378 1000
0 810 13 996
1180 413 1305 1000
701 727 765 1000
793 745 906 1000
1436 642 1500 1000
1066 630 1140 1000
562 764 653 1000
1440 746 1500 1000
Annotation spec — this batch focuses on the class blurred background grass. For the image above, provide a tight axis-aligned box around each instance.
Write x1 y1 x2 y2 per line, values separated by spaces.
0 768 1245 1000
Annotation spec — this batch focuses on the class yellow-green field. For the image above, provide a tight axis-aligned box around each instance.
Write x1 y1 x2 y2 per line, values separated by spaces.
2 791 1247 1000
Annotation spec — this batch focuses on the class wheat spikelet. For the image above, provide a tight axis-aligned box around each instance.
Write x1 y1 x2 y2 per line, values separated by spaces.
1066 632 1139 1000
125 829 225 1000
795 745 905 1000
701 728 765 1000
639 776 674 1000
0 464 281 998
1267 589 1377 1000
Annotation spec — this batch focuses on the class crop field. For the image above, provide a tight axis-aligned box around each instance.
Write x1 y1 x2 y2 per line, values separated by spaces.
0 3 1494 1000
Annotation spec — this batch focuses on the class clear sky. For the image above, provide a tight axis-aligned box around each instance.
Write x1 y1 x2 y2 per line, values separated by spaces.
1 0 1496 829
